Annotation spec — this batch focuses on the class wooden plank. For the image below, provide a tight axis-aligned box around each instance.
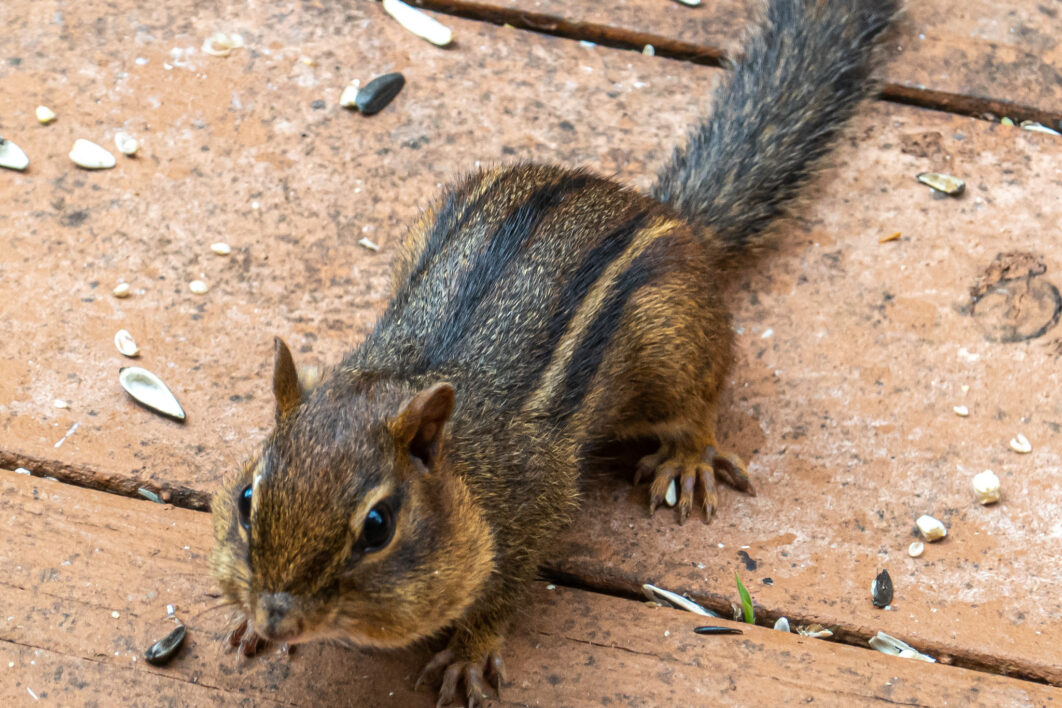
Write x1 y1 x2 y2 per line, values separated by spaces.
3 471 1060 706
1 0 1060 688
409 0 1062 124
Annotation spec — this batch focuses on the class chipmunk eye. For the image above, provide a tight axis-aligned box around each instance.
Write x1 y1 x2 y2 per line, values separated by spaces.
360 501 394 552
237 484 253 529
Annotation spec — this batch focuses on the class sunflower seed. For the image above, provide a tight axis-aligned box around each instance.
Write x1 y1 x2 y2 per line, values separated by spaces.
119 367 186 421
871 569 893 608
972 469 1001 505
145 624 186 665
1009 433 1032 454
693 626 741 635
382 0 453 47
1020 120 1062 136
916 514 947 542
355 73 406 116
114 329 140 357
916 172 964 196
36 106 56 124
69 139 116 169
642 583 720 617
868 631 935 662
0 137 30 171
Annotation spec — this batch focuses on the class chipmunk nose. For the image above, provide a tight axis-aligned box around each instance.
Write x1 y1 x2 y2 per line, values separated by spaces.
255 592 301 641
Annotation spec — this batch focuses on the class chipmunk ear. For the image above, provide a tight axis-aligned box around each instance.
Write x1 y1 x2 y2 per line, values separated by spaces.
393 382 454 469
273 337 302 420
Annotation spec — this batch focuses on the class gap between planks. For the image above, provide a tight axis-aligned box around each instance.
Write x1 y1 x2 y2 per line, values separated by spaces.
403 0 1062 127
2 460 1057 689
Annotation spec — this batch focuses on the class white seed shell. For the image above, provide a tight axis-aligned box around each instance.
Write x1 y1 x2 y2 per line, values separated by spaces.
36 106 57 124
210 242 232 256
113 283 132 298
358 237 380 252
868 631 936 662
641 583 718 617
189 280 209 295
642 44 655 56
114 329 140 358
382 0 453 47
773 617 790 633
972 470 1001 505
908 541 924 558
202 32 244 57
916 514 947 542
1020 120 1062 136
953 405 969 417
1009 433 1032 454
114 132 140 156
664 479 678 507
916 171 964 196
69 139 116 169
119 367 186 421
672 0 702 5
54 399 69 409
0 138 30 171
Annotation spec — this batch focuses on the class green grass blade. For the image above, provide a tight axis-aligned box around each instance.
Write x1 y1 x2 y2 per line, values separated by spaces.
735 572 754 624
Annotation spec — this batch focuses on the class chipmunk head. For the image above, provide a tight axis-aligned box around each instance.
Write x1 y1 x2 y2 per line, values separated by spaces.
211 338 495 649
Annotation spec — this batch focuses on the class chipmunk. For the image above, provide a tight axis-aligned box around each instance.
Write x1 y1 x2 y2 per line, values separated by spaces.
211 1 898 705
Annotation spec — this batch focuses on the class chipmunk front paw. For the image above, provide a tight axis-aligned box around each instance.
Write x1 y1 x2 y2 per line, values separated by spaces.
635 441 755 523
416 645 505 708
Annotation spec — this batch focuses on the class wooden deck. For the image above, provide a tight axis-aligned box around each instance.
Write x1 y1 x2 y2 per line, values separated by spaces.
1 0 1060 705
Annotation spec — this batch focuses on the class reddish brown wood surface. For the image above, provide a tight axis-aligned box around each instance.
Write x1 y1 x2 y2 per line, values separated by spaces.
1 0 1060 703
410 0 1062 125
4 471 1060 706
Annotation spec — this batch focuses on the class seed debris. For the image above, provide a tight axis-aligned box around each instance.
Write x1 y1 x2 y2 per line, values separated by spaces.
0 137 31 171
114 132 140 156
953 405 969 417
113 282 131 298
382 0 453 47
972 470 1001 505
908 541 924 558
916 172 964 196
358 237 380 252
36 106 56 124
210 242 232 255
114 329 140 357
69 139 116 169
1009 433 1032 454
202 32 244 57
916 514 947 542
189 279 209 295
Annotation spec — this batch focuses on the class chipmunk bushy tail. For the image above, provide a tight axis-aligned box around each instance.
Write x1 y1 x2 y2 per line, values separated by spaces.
651 0 899 260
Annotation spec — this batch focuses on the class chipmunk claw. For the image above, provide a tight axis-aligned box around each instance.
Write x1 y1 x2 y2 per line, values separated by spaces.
638 441 754 522
418 647 505 708
227 619 268 657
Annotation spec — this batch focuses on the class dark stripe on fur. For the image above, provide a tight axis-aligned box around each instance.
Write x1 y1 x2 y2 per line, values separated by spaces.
552 236 674 420
423 174 591 363
515 209 651 406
